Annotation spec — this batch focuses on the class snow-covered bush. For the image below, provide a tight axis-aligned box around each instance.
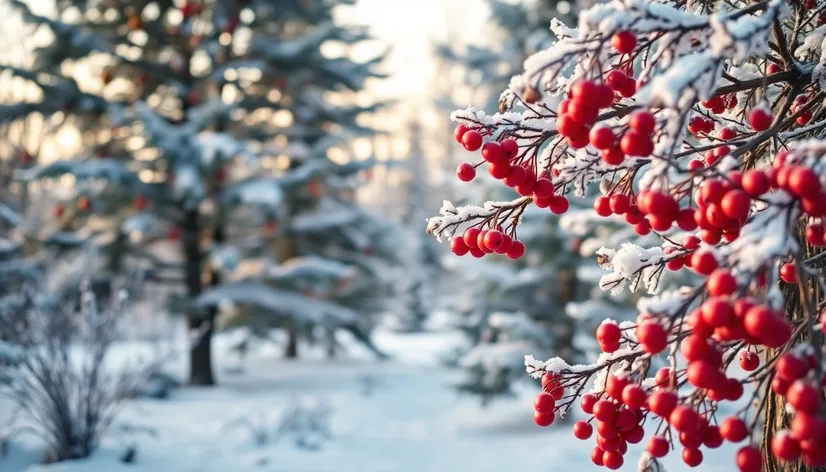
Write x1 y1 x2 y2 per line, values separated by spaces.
0 277 152 464
430 0 826 470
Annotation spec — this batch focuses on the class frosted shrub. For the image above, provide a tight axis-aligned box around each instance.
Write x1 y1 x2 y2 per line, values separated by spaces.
0 278 151 463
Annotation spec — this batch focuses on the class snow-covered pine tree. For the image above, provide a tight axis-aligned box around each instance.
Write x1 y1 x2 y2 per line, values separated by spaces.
429 0 826 470
5 0 391 385
389 117 445 333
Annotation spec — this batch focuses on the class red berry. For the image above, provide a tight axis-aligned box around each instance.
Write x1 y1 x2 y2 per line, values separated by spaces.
568 99 598 124
594 83 615 109
780 262 797 283
481 142 505 163
739 351 759 371
605 69 628 91
687 360 724 390
682 448 703 467
742 170 769 197
720 416 749 442
747 108 772 131
462 131 483 151
786 381 821 415
463 228 481 248
648 390 678 418
573 420 593 440
534 392 556 414
581 394 598 414
789 167 821 198
629 111 656 136
792 413 826 441
612 30 637 54
702 298 733 328
707 269 737 296
638 321 668 354
594 196 613 217
453 125 468 144
670 406 703 434
571 81 598 102
771 431 801 461
533 178 555 199
506 240 526 259
609 193 630 214
451 237 469 256
647 435 669 458
806 224 825 246
721 189 750 222
596 321 621 345
591 447 604 466
500 139 519 159
503 165 527 187
620 131 653 157
602 450 624 470
736 446 763 472
703 425 724 449
549 196 569 215
691 251 718 275
602 147 625 165
589 126 615 149
483 230 505 252
622 384 647 409
456 163 476 182
488 162 510 179
776 353 809 381
593 400 617 422
533 410 554 427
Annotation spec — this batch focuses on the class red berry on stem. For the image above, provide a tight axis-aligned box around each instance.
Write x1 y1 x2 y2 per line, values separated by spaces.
593 400 617 422
581 394 597 414
594 196 612 217
630 110 656 135
533 392 556 414
747 107 772 131
506 240 525 259
670 406 703 434
742 170 770 197
481 142 505 163
789 167 821 198
771 431 801 462
739 351 759 371
612 30 637 54
463 228 481 248
549 196 569 215
647 436 670 458
691 251 718 275
483 230 505 252
606 69 627 90
451 237 469 256
500 139 519 159
720 416 749 442
622 384 647 409
786 381 821 415
533 178 555 199
589 126 615 149
648 390 678 418
533 411 554 427
780 262 797 283
682 448 704 467
638 321 667 354
573 421 593 440
462 131 483 151
602 450 624 470
456 163 476 182
590 447 604 466
736 446 763 472
707 269 737 296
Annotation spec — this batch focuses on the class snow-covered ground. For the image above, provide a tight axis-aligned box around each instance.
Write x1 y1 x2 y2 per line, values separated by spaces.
2 327 742 472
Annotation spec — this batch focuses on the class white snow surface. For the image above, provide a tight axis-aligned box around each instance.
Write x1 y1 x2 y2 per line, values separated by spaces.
1 329 742 472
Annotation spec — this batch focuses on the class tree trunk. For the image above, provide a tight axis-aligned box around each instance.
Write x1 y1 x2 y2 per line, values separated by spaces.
554 268 579 362
183 209 215 386
761 226 825 472
284 323 298 359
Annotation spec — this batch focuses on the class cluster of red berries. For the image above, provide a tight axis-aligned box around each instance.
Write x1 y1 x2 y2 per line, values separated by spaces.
792 94 813 125
593 186 693 236
536 360 772 470
453 127 570 213
766 351 826 466
450 226 526 260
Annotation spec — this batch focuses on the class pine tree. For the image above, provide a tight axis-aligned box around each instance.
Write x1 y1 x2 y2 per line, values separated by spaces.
5 0 391 385
430 0 826 470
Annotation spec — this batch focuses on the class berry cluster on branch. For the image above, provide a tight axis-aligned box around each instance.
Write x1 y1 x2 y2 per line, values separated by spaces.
427 0 826 469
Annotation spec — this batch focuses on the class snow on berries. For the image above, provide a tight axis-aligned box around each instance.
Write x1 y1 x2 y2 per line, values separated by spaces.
427 0 826 470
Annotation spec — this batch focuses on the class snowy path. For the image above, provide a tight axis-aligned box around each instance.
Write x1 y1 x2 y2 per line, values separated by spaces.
2 330 741 472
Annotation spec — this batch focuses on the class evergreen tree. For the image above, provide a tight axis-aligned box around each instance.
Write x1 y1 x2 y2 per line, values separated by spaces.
5 0 392 385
